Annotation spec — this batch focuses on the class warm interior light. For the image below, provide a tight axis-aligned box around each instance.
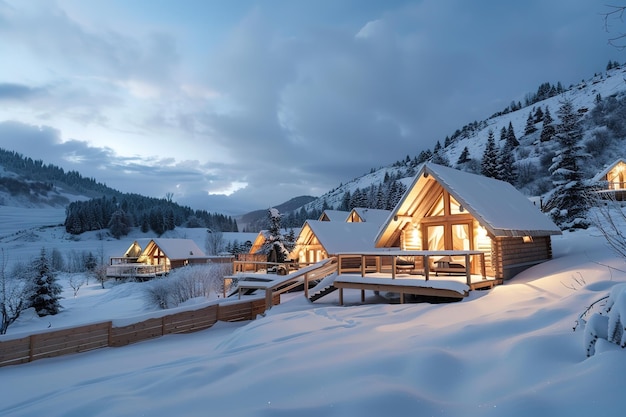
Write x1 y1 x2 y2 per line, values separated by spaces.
522 236 533 243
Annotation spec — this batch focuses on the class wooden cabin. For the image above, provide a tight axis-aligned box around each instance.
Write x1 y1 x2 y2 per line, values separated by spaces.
137 238 209 269
318 210 350 222
291 220 381 264
593 158 626 200
107 238 210 278
375 163 562 280
346 208 391 223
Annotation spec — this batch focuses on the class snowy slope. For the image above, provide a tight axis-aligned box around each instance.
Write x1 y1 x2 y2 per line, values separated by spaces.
1 208 626 416
305 66 626 211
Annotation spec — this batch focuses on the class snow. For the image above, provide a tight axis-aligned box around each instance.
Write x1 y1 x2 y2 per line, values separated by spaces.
2 207 626 416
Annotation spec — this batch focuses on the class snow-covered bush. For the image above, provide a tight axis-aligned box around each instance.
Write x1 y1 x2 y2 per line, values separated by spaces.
143 263 231 309
583 284 626 356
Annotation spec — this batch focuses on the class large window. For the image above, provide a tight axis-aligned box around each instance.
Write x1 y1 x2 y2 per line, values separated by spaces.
421 190 473 251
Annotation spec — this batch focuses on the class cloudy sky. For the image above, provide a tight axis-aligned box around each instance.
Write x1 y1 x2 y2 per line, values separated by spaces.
0 0 620 214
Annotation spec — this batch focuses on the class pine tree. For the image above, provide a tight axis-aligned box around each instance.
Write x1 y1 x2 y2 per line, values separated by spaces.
506 122 519 147
499 126 507 142
457 146 470 164
524 112 538 135
540 106 555 142
497 142 517 185
543 99 590 230
108 209 131 239
28 248 62 317
431 149 450 166
260 208 291 263
534 106 544 123
481 130 499 179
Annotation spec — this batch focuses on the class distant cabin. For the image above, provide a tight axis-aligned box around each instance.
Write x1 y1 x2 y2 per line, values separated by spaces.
107 238 212 278
346 208 391 223
593 158 626 200
318 210 350 222
375 163 562 280
291 220 381 265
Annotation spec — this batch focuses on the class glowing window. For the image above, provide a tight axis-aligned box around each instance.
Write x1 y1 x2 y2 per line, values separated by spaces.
427 194 445 217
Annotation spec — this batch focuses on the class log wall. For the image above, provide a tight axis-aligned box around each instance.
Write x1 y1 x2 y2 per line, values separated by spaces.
492 236 553 280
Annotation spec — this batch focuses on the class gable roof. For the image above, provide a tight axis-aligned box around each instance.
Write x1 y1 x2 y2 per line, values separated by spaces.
376 163 561 244
348 208 391 225
318 210 350 222
592 158 626 182
143 238 207 260
296 220 381 254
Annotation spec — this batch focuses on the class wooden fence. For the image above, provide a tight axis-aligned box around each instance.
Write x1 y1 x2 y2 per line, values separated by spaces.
0 296 277 368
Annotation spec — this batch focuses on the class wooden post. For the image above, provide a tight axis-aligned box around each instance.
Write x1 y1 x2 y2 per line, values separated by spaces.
400 292 405 304
339 288 344 305
361 255 366 277
391 255 396 279
304 272 309 299
465 254 471 286
361 289 365 302
424 255 430 281
480 253 486 279
265 289 272 311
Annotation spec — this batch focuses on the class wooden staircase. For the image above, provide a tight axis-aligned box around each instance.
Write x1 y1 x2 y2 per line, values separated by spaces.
225 258 339 310
307 284 337 302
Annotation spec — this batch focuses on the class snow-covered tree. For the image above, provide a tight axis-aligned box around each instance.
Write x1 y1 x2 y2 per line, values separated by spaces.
481 130 499 179
28 248 62 317
497 142 517 185
108 209 131 239
260 208 292 263
540 106 555 142
456 146 471 165
506 121 519 147
524 112 538 135
543 99 590 230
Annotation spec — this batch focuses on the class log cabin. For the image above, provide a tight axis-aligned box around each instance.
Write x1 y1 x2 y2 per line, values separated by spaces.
107 238 211 278
375 163 562 281
592 158 626 200
292 220 382 265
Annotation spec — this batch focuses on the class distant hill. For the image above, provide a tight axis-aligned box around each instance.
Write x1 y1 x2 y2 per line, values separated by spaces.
0 149 239 235
300 61 626 213
237 195 316 232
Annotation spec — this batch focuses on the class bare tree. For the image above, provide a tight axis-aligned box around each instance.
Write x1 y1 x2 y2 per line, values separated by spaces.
587 193 626 258
205 229 224 255
0 249 30 334
92 264 109 289
68 274 87 297
603 5 626 49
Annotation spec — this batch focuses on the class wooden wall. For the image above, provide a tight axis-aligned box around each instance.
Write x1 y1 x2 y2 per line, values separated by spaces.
492 236 552 280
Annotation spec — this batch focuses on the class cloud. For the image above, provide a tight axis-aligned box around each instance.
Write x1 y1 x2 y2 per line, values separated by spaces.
0 82 48 101
0 0 619 216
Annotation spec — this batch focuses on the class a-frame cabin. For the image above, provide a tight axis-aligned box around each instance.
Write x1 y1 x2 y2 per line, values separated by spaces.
375 163 562 280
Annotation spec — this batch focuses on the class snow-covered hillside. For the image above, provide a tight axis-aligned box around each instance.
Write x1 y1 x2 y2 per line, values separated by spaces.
2 205 626 416
305 65 626 211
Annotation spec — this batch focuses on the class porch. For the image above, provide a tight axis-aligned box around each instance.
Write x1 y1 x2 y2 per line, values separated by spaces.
327 249 499 303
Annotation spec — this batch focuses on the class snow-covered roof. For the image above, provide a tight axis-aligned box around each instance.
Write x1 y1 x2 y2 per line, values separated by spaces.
318 210 350 222
349 208 391 226
592 158 626 182
377 163 561 243
145 238 207 260
296 220 381 254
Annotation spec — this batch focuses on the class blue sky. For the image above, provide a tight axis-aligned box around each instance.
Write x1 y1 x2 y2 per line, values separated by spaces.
0 0 620 214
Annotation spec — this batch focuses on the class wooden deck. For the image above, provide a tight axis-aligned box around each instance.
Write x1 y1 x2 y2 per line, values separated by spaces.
332 272 500 304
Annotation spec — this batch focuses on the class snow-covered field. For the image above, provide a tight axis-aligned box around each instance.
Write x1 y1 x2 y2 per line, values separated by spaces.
1 207 626 416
